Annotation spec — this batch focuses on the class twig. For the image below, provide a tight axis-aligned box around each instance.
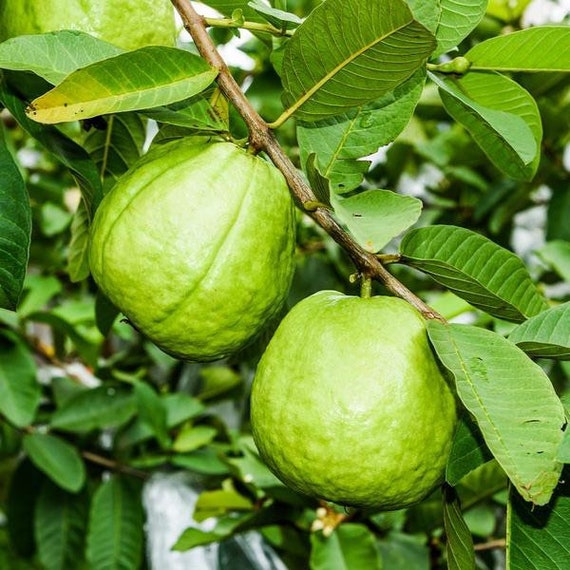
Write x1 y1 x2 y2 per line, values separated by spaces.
474 538 506 551
82 450 150 480
170 0 443 321
204 17 294 37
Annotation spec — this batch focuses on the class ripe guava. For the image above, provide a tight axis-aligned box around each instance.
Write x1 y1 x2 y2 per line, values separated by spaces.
250 291 457 510
0 0 176 50
89 139 296 361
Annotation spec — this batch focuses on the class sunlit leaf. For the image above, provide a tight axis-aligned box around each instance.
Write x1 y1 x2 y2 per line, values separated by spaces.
435 0 488 56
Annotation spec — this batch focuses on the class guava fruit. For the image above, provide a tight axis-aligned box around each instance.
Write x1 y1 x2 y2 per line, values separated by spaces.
0 0 176 50
250 291 457 510
89 139 296 361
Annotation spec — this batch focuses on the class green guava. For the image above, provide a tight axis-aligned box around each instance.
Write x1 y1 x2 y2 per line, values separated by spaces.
0 0 176 50
89 139 296 362
250 291 457 510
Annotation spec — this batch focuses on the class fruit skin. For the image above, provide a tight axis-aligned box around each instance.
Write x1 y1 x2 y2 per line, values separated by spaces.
250 291 457 510
89 139 296 362
0 0 176 50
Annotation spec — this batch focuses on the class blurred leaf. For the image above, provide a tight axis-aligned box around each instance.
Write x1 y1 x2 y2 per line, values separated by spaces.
0 125 31 310
35 481 88 570
198 366 242 400
457 460 508 509
193 481 254 522
332 189 422 253
23 433 85 493
226 437 284 488
537 240 570 282
400 225 548 322
508 302 570 360
94 290 120 336
66 200 91 282
172 528 225 550
466 27 570 72
172 425 218 453
51 385 137 433
297 69 426 193
558 430 570 463
310 524 382 570
281 0 435 121
378 531 430 569
428 321 565 506
171 448 230 475
27 47 218 124
200 0 266 22
0 31 123 84
431 71 541 181
0 330 40 427
134 382 170 450
446 415 493 486
86 477 143 570
508 469 570 569
443 486 476 570
18 274 62 318
486 0 531 21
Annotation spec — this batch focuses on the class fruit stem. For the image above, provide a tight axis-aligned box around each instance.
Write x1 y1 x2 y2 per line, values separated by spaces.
204 16 294 37
360 276 372 299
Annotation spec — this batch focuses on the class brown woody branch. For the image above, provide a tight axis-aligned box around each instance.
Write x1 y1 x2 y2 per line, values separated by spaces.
170 0 442 320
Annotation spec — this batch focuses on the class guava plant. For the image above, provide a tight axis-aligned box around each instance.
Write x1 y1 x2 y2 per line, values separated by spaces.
0 0 569 569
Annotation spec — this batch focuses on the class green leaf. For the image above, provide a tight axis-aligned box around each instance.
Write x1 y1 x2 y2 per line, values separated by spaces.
171 448 230 476
281 0 435 121
17 274 62 318
559 430 570 463
134 382 170 449
35 481 88 570
193 482 254 522
200 0 267 22
434 0 488 56
310 524 382 570
400 225 548 322
0 125 31 310
486 0 531 21
508 471 570 569
297 68 426 193
405 0 441 33
332 189 422 252
0 330 40 427
443 487 476 570
50 385 137 433
0 30 123 84
86 477 144 570
378 532 430 569
23 433 86 493
537 240 570 282
431 71 542 181
66 200 91 283
198 366 242 400
247 0 303 28
172 425 218 453
466 27 570 73
508 302 570 360
172 528 226 550
27 47 218 124
428 321 565 506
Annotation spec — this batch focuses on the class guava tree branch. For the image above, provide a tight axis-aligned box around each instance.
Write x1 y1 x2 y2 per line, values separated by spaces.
170 0 442 321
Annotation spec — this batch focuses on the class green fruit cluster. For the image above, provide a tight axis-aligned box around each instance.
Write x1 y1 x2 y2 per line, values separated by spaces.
89 139 296 361
0 0 176 50
250 291 457 510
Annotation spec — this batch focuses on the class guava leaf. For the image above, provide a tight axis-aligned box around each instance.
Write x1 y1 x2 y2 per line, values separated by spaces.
431 71 542 181
466 27 570 73
0 125 31 310
86 477 144 570
443 487 476 570
310 524 383 570
0 330 40 427
405 0 441 33
280 0 435 121
332 190 422 252
537 240 570 282
193 482 254 522
428 321 565 506
67 200 91 283
297 68 426 193
508 302 570 360
172 425 218 453
247 0 302 28
400 225 548 322
486 0 531 21
434 0 488 57
23 433 86 493
0 30 123 84
26 47 218 124
559 431 570 463
508 474 570 569
199 0 266 22
134 382 170 450
35 482 88 570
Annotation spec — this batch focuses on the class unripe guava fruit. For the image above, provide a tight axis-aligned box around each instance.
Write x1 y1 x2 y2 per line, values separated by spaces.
251 291 457 510
0 0 176 50
89 139 296 361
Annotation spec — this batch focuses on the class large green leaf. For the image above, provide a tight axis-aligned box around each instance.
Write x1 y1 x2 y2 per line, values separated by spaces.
0 31 123 84
434 0 488 56
280 0 435 121
23 433 86 493
443 487 476 570
0 125 31 310
0 330 40 427
297 68 426 193
431 71 542 181
508 302 570 360
428 321 565 506
86 477 144 570
26 47 218 124
508 472 570 569
35 482 88 570
310 524 383 570
400 225 548 322
466 27 570 73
